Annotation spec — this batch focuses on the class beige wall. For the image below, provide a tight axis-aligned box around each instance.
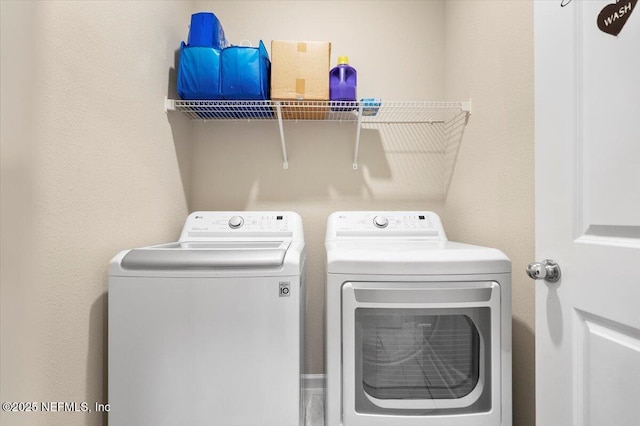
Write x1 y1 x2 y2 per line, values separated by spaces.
1 1 534 425
444 2 535 425
0 1 192 425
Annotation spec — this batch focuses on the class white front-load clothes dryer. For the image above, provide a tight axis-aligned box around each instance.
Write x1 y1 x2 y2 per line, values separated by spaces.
109 211 305 426
325 211 512 426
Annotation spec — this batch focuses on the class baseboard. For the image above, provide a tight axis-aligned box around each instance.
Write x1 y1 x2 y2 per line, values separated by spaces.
302 374 326 394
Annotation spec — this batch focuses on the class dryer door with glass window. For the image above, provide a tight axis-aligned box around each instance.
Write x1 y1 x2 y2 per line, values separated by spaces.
341 281 502 425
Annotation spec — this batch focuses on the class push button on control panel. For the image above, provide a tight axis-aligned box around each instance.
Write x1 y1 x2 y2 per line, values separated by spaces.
373 216 389 228
228 216 244 229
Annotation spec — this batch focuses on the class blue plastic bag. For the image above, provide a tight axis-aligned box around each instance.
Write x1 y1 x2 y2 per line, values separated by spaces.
177 42 223 100
187 12 229 49
221 41 270 100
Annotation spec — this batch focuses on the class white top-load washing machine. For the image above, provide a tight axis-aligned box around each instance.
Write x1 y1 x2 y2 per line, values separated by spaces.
109 211 305 426
325 211 511 426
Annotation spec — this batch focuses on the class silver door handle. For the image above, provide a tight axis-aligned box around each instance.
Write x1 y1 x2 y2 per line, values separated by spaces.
526 259 561 283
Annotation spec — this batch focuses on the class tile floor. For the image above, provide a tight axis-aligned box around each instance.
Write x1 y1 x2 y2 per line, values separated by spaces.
303 389 325 426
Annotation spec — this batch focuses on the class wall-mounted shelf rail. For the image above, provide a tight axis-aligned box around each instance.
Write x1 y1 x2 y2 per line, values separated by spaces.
165 98 471 170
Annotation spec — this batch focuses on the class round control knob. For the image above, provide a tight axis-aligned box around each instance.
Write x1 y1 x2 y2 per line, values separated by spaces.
373 216 389 228
228 216 244 229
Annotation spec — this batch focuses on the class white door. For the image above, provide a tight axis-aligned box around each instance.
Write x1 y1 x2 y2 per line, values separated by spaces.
534 1 640 426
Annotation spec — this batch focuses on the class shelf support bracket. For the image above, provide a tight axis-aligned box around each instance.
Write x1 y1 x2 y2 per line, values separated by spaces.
352 103 364 170
275 102 289 169
462 99 472 123
164 97 176 113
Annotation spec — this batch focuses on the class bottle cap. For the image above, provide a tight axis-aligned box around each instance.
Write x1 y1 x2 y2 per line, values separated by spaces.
337 56 349 65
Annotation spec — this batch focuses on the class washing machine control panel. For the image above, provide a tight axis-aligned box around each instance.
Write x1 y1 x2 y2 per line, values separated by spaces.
331 212 446 239
181 212 301 240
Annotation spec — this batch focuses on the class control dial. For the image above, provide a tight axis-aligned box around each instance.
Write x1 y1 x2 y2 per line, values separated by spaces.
373 216 389 228
228 216 244 229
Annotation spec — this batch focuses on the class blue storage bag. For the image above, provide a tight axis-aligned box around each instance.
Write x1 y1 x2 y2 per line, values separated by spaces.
221 40 270 100
188 12 229 49
177 42 223 100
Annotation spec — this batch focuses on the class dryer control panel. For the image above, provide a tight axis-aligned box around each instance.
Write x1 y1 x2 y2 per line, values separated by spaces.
179 211 303 241
328 211 447 240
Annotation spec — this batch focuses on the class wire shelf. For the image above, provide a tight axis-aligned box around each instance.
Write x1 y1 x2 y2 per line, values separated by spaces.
166 99 469 123
164 98 471 172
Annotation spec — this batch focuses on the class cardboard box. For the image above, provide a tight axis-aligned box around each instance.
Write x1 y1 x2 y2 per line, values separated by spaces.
271 40 331 119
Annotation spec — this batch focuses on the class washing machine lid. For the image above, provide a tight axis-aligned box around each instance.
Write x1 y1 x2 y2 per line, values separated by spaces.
110 240 305 277
326 240 510 275
120 240 290 269
109 211 306 277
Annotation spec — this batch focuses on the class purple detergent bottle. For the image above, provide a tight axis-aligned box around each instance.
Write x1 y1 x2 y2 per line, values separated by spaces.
330 56 357 110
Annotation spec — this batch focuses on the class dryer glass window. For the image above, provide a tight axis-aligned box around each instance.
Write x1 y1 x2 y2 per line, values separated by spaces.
357 310 480 400
353 307 492 414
